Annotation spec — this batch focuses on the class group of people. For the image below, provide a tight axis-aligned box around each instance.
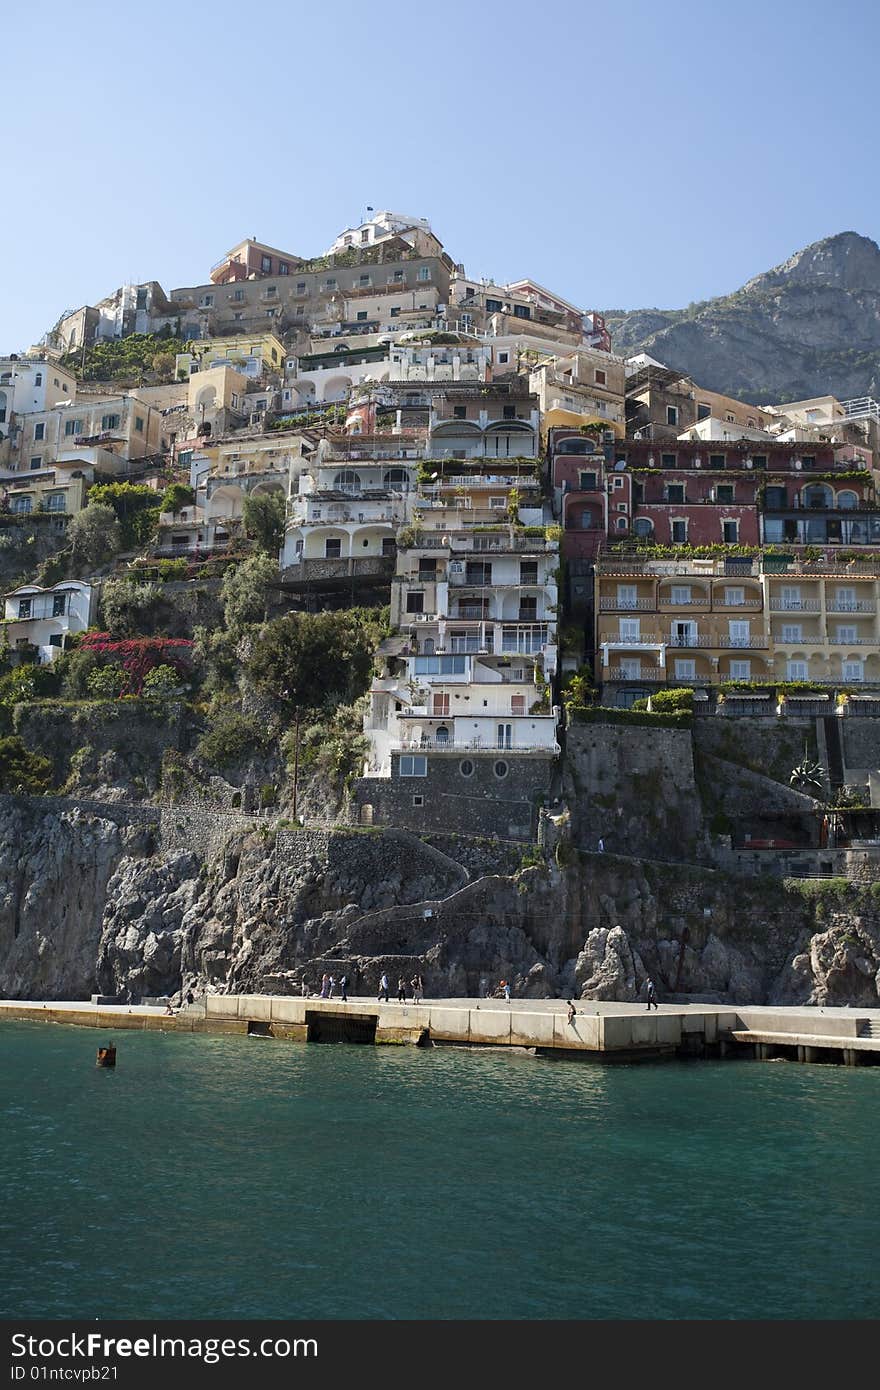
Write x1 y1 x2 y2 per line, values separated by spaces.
302 974 351 1001
296 971 658 1008
377 973 425 1003
299 972 428 1003
478 979 512 1001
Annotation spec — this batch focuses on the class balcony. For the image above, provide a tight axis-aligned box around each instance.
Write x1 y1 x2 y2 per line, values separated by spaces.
598 596 655 611
603 634 663 646
769 599 821 611
658 595 711 608
712 596 763 608
605 666 664 681
827 600 875 613
396 736 558 754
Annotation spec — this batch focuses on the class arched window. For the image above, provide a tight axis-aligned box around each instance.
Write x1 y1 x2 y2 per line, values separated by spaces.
333 470 362 489
634 518 653 537
383 468 409 486
837 490 858 510
35 373 42 387
803 484 833 509
435 726 450 745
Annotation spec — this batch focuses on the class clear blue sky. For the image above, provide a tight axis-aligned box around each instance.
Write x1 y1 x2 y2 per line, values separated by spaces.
2 0 878 351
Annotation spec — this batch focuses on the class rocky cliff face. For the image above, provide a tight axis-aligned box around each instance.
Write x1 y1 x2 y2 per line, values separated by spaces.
604 231 880 402
0 803 153 999
3 799 879 1008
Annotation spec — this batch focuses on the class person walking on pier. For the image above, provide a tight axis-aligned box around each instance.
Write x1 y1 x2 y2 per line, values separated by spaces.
566 1000 577 1025
320 974 330 999
411 973 423 1004
340 974 348 1002
397 977 408 1003
378 972 389 1002
646 978 659 1011
502 980 511 1002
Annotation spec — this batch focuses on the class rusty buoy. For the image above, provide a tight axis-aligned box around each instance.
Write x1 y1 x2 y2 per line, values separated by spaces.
96 1043 117 1068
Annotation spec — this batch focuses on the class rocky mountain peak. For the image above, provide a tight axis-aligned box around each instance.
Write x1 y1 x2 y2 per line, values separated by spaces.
743 231 880 295
604 230 880 402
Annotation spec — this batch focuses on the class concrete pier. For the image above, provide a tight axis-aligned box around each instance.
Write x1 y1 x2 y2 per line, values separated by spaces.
1 996 879 1064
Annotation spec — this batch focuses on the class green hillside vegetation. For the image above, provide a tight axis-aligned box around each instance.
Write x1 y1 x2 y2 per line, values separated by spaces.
61 330 186 384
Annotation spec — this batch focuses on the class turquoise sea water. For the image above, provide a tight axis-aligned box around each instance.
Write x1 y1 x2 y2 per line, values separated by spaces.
1 1020 877 1320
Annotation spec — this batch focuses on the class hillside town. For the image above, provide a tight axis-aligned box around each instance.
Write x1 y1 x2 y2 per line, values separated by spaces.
2 211 880 860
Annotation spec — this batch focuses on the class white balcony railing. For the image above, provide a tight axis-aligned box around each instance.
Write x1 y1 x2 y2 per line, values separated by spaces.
769 599 822 612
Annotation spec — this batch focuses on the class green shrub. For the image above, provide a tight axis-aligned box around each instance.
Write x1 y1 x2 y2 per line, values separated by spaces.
142 664 183 697
0 735 53 793
54 647 101 700
86 665 126 699
569 705 692 729
195 712 268 768
650 688 694 713
0 664 61 705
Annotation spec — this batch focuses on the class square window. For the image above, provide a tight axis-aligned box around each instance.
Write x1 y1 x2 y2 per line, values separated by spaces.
661 453 677 468
595 369 606 385
412 795 424 807
666 406 678 426
417 267 430 281
357 311 367 322
52 593 66 616
674 659 696 679
697 403 711 420
399 755 427 777
18 598 32 617
672 520 687 543
503 405 516 419
390 307 400 318
296 281 307 292
261 256 272 272
279 262 289 275
34 423 45 441
498 352 509 364
135 416 145 433
730 660 751 679
406 592 425 614
722 520 739 542
453 405 467 419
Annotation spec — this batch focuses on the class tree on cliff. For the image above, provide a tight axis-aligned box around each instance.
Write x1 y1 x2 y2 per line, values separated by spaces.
221 552 278 635
249 608 385 711
242 492 286 556
68 503 122 567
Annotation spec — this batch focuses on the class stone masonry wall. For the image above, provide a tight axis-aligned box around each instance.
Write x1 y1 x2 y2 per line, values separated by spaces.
841 718 880 778
351 753 555 842
563 724 706 861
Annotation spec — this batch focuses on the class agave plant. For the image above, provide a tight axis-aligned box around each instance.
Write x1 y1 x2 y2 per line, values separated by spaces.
789 745 827 796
